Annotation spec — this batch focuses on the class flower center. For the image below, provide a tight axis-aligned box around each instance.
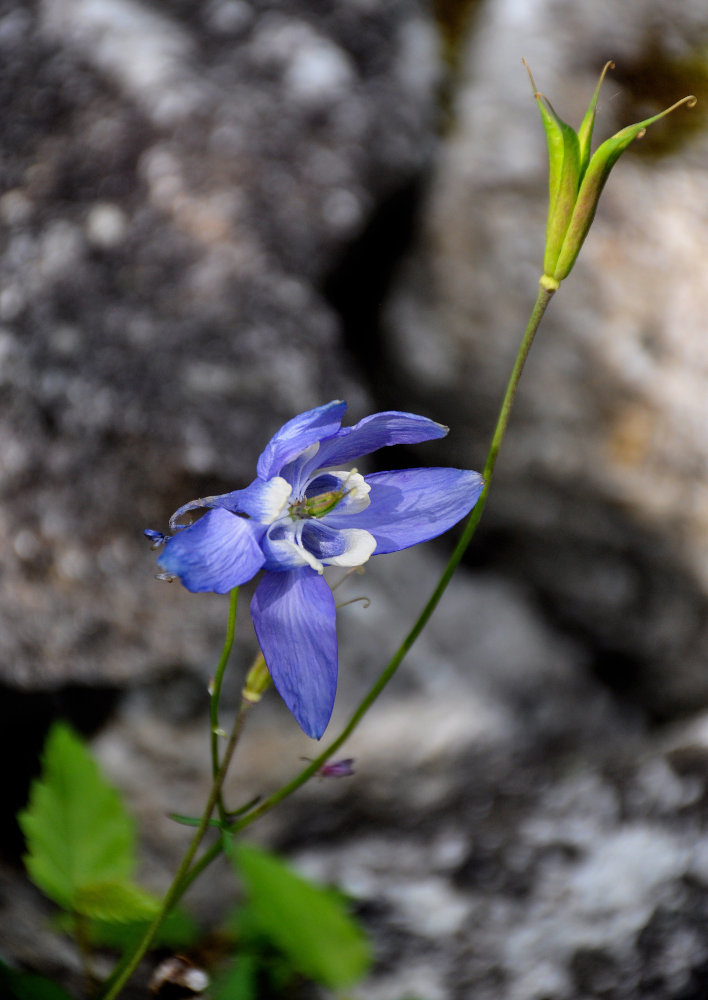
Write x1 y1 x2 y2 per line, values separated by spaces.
288 469 361 521
290 489 346 520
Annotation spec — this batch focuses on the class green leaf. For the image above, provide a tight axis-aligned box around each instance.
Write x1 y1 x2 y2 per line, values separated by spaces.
0 961 76 1000
76 907 199 952
18 723 135 911
72 879 161 923
211 956 258 1000
230 841 370 990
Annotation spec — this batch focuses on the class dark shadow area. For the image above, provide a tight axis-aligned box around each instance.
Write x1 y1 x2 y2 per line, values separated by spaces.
322 175 428 402
0 684 120 859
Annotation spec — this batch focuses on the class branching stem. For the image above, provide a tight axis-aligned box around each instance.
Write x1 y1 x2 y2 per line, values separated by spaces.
103 281 555 997
98 621 250 1000
210 587 239 823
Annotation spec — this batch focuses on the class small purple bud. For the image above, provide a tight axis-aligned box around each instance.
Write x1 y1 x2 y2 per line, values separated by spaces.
317 757 355 778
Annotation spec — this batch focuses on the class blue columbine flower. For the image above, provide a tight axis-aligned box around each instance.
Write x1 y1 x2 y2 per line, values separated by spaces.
149 401 484 738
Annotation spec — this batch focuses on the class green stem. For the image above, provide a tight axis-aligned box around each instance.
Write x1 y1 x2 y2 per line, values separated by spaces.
73 911 96 997
210 588 239 823
154 280 557 893
98 697 252 1000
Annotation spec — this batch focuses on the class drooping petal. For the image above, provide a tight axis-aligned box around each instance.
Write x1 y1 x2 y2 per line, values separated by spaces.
256 400 346 481
251 568 338 739
169 477 292 530
297 411 448 481
325 468 484 553
300 520 348 560
262 522 324 573
158 508 266 593
301 520 376 567
304 473 341 495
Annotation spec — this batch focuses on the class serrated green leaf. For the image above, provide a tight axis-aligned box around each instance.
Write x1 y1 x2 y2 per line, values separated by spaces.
72 879 160 923
230 841 370 990
18 723 135 911
0 961 76 1000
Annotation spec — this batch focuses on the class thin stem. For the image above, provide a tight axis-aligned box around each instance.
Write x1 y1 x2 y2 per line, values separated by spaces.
210 587 239 823
73 911 96 997
98 698 252 1000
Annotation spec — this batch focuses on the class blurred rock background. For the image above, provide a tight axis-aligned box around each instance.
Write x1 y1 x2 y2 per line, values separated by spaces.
2 0 708 998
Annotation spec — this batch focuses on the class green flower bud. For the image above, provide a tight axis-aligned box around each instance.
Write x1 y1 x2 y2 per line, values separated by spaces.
525 60 696 286
242 652 272 704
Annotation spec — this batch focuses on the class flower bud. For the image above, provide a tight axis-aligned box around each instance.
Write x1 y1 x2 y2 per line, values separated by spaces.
525 60 696 285
318 757 355 778
242 652 272 704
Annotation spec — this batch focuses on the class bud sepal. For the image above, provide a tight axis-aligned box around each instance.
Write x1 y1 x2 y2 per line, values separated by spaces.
525 60 696 284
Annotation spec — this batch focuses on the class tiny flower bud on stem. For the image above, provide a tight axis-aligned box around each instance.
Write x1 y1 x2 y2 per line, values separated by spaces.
242 651 272 704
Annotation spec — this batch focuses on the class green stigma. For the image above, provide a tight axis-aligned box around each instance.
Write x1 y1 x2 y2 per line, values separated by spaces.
289 470 360 520
303 490 346 517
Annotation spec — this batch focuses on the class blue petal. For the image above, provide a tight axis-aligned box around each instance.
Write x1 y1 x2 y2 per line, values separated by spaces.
300 520 348 560
299 411 448 480
256 401 347 481
262 521 319 572
169 477 292 530
251 568 338 739
158 508 266 593
304 473 341 497
325 468 484 553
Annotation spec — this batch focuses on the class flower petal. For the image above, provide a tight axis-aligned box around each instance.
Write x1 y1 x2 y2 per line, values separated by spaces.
301 520 376 567
158 508 266 593
262 521 324 573
251 568 338 739
300 519 376 566
298 411 448 481
325 468 484 553
169 477 292 530
256 400 347 481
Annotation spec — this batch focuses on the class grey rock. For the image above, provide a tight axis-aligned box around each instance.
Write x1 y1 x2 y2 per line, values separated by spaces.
0 0 438 686
283 711 708 1000
5 3 708 1000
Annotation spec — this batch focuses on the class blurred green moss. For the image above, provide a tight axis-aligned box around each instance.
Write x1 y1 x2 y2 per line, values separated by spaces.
430 0 484 129
431 0 483 71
